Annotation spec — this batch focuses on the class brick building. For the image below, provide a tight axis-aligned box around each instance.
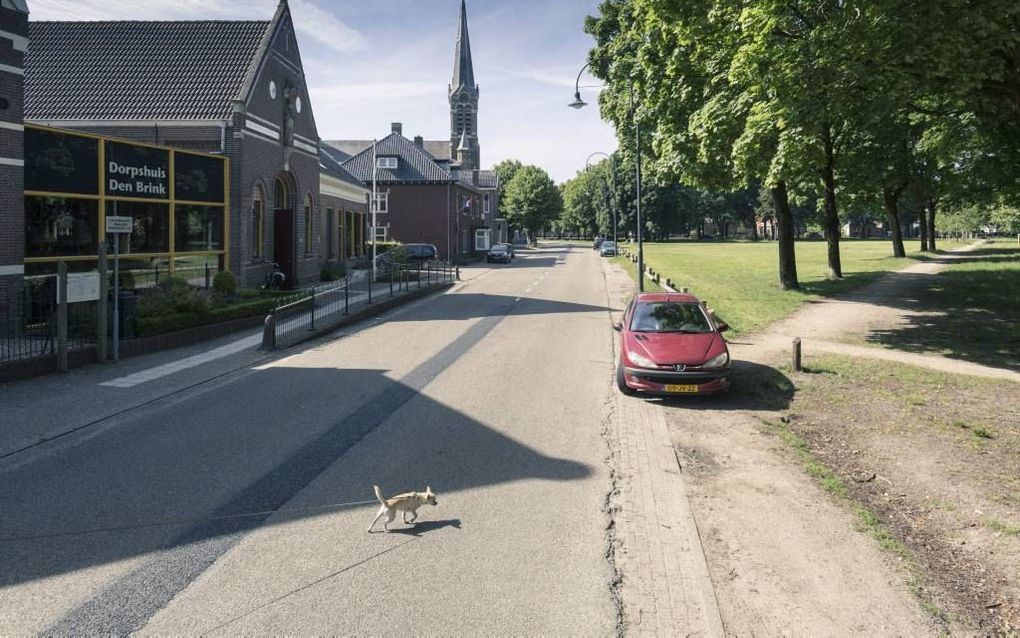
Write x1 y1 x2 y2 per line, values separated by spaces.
21 0 337 288
325 0 506 258
0 0 27 308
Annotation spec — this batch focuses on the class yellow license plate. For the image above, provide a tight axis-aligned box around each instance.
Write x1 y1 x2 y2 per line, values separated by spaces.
664 384 699 393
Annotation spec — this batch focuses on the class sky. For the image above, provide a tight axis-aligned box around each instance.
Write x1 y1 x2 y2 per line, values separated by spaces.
27 0 618 183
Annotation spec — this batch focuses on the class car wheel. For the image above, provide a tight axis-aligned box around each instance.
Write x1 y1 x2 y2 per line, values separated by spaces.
616 362 637 396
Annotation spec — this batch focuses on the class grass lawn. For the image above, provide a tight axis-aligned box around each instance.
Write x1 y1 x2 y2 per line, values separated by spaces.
617 238 971 335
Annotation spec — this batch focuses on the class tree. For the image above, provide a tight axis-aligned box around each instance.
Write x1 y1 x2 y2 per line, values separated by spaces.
502 165 564 240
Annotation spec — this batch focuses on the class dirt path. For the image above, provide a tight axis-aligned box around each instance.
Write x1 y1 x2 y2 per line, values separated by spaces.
640 243 1020 636
739 241 1020 382
603 258 940 636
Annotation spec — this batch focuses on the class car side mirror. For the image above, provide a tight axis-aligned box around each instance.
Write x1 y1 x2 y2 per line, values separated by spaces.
716 321 730 333
613 323 623 332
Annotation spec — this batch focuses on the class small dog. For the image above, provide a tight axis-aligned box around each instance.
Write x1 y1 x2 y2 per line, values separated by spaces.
368 485 437 532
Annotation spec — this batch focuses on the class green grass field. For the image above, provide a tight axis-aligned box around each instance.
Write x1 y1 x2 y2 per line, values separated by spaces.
615 238 971 335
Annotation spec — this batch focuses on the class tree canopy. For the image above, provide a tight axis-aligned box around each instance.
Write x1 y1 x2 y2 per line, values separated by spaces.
502 164 564 238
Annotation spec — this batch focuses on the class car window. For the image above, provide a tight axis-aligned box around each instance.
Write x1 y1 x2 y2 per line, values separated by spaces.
629 302 712 333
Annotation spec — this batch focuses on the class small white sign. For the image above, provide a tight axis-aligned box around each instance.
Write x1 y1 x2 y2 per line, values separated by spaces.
106 216 133 233
61 272 102 304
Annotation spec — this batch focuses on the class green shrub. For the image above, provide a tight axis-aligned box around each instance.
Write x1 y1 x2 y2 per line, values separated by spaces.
213 271 238 296
320 262 347 282
133 294 302 337
159 275 190 291
135 277 211 318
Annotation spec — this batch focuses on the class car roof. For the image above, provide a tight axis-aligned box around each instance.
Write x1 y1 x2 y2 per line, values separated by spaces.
634 292 703 304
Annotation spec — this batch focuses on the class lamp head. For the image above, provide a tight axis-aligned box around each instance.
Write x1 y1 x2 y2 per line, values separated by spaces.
568 91 588 109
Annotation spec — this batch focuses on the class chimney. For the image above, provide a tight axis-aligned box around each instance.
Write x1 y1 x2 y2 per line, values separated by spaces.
414 135 424 147
391 122 403 135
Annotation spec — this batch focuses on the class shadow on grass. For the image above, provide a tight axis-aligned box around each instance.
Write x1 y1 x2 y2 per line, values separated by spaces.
864 267 1020 371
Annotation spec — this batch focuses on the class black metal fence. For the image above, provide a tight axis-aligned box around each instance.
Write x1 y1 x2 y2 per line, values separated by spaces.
1 276 102 364
263 262 456 350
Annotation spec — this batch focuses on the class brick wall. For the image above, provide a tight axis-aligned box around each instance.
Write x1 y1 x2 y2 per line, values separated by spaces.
0 6 27 310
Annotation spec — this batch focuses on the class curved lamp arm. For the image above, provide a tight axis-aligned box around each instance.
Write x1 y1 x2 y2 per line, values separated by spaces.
568 61 592 109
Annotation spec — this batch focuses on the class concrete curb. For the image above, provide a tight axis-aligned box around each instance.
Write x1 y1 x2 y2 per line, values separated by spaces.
600 254 724 636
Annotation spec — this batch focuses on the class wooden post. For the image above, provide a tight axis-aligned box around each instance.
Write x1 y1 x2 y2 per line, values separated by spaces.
97 244 109 364
57 261 69 372
792 337 802 372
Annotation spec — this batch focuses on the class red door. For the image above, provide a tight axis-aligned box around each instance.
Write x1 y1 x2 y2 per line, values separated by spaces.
273 209 295 288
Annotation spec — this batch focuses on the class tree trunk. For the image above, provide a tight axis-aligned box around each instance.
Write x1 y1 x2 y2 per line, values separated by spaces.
820 129 843 279
926 200 938 251
918 205 929 251
772 181 799 290
883 187 906 258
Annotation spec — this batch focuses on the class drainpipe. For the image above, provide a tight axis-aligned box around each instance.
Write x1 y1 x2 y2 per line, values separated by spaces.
447 182 452 262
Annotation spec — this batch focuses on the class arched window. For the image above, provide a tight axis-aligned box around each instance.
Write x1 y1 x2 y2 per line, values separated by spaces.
274 177 288 210
253 184 265 258
304 194 314 255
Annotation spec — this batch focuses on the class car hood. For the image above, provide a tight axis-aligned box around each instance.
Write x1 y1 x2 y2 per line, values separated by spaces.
625 331 724 365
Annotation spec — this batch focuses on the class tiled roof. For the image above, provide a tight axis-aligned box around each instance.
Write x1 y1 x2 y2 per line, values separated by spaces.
323 140 373 157
423 140 452 160
341 133 454 184
25 20 271 121
475 170 498 188
319 144 365 188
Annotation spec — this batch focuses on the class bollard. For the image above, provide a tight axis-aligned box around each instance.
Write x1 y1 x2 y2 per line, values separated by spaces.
309 292 316 331
792 337 802 371
344 277 349 315
456 266 460 281
261 311 276 350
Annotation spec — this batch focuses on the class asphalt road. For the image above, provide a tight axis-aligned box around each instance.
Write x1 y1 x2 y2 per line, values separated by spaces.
0 244 619 635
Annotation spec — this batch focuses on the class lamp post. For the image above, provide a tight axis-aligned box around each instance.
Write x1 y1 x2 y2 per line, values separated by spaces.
570 62 644 292
585 151 617 247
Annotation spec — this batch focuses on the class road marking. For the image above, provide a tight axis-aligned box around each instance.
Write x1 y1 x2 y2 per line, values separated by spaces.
100 334 261 388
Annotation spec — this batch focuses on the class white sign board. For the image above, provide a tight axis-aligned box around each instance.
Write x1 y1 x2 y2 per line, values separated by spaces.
60 272 102 304
106 216 134 233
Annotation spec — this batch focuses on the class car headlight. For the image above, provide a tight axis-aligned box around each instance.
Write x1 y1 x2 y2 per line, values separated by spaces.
627 350 657 369
703 351 730 369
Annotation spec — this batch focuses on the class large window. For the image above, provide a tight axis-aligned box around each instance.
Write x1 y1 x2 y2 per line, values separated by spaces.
325 208 336 260
372 191 389 214
304 194 314 255
106 201 169 254
253 186 265 258
25 197 99 258
175 205 224 252
22 125 229 277
274 177 288 210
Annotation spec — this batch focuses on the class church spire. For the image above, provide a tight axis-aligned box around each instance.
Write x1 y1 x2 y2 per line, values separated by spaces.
451 0 475 91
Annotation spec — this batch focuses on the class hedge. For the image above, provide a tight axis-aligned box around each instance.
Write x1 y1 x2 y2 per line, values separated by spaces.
134 291 306 337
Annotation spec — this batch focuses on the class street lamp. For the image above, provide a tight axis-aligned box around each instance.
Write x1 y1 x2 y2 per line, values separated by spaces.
569 62 644 292
585 151 617 247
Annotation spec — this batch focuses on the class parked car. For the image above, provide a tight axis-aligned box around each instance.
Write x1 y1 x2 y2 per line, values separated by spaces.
486 243 512 263
497 242 515 260
374 243 438 274
614 292 732 396
600 240 618 257
593 236 604 250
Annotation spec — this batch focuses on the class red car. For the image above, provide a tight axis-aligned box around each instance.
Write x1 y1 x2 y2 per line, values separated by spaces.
615 292 732 396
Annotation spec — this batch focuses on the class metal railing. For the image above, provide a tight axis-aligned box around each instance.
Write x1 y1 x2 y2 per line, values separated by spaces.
1 275 102 365
262 261 457 350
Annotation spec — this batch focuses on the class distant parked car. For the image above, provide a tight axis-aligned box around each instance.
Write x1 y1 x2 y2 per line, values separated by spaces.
600 240 618 257
497 242 515 259
486 243 512 263
614 292 732 396
374 243 438 274
593 236 604 250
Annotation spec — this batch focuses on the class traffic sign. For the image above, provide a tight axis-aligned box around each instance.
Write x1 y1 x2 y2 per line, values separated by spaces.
105 216 133 233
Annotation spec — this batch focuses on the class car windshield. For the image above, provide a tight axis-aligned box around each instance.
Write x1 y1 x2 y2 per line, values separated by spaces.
490 245 506 253
629 302 712 333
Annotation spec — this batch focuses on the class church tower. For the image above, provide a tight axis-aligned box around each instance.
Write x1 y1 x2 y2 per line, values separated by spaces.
449 0 480 171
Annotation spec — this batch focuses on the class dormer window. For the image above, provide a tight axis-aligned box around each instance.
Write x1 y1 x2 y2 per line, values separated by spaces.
376 156 398 169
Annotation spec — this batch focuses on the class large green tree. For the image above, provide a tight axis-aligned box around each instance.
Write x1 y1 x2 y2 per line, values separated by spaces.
502 165 564 239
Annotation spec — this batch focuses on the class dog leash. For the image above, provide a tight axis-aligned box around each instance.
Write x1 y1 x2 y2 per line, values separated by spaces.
0 499 379 544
